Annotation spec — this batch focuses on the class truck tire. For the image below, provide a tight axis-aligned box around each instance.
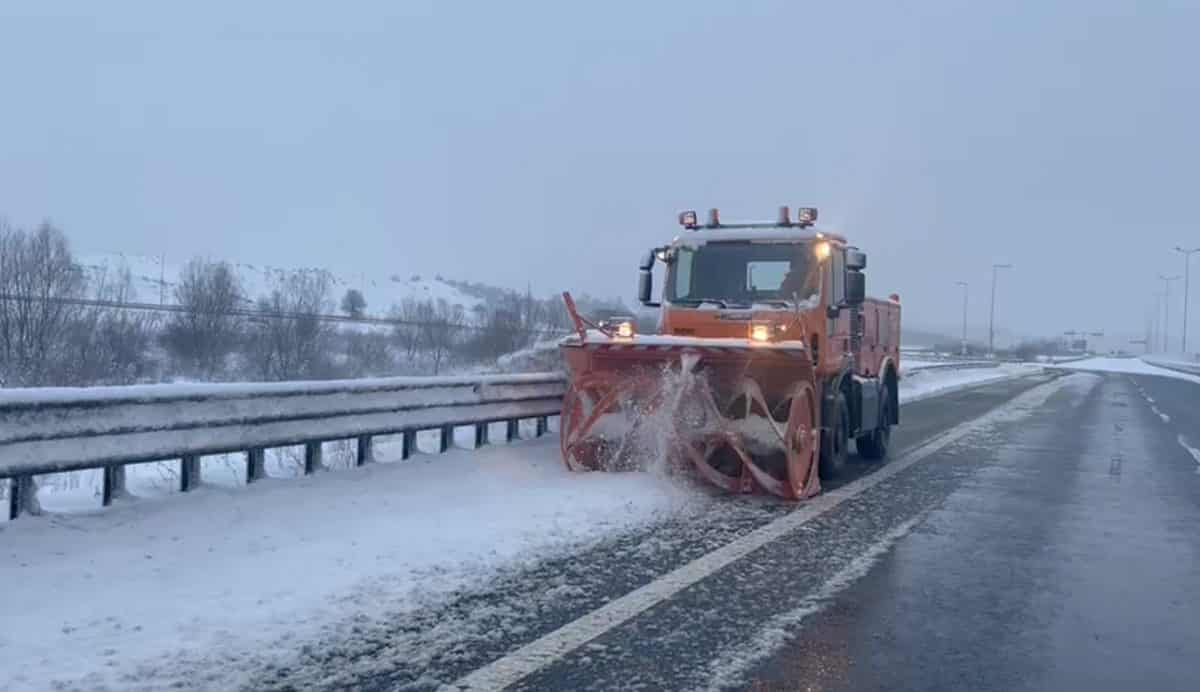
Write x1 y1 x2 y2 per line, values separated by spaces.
819 391 850 480
856 386 892 461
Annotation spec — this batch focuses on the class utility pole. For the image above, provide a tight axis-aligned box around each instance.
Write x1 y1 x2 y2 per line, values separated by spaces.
988 264 1012 357
1159 275 1181 353
955 281 969 356
1176 247 1200 353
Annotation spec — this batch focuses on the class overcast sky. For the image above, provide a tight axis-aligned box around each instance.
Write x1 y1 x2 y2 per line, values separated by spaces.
2 1 1198 344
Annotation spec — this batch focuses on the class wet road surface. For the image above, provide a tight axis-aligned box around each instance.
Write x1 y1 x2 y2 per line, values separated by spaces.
745 372 1200 692
242 370 1200 691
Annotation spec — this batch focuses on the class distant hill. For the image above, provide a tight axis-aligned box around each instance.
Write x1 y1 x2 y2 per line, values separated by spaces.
78 252 482 315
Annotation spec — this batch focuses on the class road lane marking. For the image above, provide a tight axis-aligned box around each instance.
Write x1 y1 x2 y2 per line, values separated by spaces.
702 511 928 691
1178 435 1200 475
444 375 1076 692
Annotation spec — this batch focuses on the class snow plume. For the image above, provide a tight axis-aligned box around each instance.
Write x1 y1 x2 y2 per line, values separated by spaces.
588 353 712 479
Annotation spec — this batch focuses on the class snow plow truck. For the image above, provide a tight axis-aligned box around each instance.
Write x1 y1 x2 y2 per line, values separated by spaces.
559 206 901 500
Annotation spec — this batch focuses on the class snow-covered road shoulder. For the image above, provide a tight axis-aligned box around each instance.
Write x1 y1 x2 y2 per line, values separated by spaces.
899 363 1040 404
0 437 701 691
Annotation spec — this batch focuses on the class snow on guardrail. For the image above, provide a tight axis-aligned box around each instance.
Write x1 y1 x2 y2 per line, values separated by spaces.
1 373 567 519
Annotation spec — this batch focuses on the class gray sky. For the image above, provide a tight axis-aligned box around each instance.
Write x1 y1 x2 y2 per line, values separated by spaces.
2 1 1198 344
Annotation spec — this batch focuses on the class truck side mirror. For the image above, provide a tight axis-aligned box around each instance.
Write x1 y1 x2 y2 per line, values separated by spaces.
638 249 660 307
846 249 867 271
846 270 866 305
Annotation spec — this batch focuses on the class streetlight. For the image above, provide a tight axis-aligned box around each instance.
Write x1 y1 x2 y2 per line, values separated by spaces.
1176 247 1200 353
989 264 1013 357
1159 274 1181 353
956 281 969 356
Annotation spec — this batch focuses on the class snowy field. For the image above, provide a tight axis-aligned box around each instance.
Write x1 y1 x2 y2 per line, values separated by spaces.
0 363 1036 691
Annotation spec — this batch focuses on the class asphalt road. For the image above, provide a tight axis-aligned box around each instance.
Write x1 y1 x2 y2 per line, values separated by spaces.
242 369 1200 692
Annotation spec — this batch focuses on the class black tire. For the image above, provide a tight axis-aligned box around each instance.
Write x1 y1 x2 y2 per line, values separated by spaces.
819 391 850 480
857 388 892 461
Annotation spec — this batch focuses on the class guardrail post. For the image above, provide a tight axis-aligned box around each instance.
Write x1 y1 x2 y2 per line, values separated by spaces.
356 435 373 466
536 416 548 437
304 442 322 474
181 455 200 492
247 448 266 483
102 464 126 506
8 477 22 520
440 425 453 453
474 423 489 448
506 419 519 442
402 430 416 460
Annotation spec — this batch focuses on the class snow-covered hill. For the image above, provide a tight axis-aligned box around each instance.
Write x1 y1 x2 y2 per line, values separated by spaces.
78 252 481 314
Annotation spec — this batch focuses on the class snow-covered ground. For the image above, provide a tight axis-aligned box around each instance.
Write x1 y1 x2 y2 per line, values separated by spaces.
79 252 480 313
899 363 1037 404
0 364 1035 691
0 430 703 691
1046 356 1200 385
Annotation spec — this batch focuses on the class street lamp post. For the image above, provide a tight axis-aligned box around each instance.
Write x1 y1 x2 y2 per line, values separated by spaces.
956 281 968 356
1176 247 1200 353
1159 274 1181 353
989 264 1012 357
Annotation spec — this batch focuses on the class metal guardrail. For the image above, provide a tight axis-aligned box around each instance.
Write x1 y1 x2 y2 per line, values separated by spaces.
0 357 1037 521
900 360 999 374
1 373 567 520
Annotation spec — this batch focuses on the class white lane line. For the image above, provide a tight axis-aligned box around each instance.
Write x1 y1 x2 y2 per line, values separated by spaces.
1133 385 1171 423
702 512 928 691
1178 435 1200 475
443 375 1077 692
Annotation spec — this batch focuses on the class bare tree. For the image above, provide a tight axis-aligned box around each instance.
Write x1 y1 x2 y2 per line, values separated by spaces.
421 298 465 375
390 298 425 363
162 258 243 378
246 272 334 380
340 288 367 319
64 262 157 385
343 329 395 377
0 221 85 386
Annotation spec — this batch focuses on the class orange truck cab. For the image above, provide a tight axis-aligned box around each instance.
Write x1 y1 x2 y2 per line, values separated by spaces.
635 207 901 478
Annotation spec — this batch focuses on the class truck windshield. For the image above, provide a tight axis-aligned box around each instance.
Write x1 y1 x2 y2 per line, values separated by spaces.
666 242 820 307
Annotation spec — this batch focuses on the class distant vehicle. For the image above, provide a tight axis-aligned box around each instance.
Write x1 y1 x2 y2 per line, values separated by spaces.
559 206 901 499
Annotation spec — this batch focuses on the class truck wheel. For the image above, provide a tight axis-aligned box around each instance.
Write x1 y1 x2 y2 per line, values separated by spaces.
819 391 850 480
856 388 892 461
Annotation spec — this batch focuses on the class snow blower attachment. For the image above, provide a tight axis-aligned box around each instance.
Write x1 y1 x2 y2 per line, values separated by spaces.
557 207 902 501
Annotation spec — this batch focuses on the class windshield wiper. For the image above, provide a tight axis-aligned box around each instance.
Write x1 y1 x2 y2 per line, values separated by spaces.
754 299 792 308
